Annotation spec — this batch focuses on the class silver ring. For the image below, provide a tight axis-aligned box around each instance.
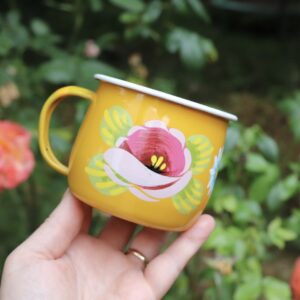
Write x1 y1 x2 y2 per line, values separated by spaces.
126 248 149 266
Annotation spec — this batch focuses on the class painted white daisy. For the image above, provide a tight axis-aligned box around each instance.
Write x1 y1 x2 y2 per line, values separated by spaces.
207 147 224 196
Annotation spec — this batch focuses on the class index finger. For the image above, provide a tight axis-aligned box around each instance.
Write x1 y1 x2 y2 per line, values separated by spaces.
144 214 215 299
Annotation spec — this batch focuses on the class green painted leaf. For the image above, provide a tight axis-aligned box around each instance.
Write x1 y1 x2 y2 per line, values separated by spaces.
100 106 133 146
172 178 204 214
85 153 127 196
187 135 213 174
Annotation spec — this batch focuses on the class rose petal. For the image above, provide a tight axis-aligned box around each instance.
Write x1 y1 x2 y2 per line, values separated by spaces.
169 128 186 148
115 137 127 147
103 164 130 187
103 148 180 187
0 121 35 190
141 171 192 199
119 126 186 176
128 187 158 202
127 126 144 136
144 120 167 130
181 148 192 174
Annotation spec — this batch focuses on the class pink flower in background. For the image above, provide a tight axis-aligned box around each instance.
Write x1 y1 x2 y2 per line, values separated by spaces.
0 121 35 191
103 120 192 201
291 258 300 300
84 39 100 58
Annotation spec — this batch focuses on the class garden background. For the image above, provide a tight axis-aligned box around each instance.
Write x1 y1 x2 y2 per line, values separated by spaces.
1 0 300 299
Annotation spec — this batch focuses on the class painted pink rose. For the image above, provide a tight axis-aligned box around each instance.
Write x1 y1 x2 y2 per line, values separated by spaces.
103 120 192 202
0 121 35 191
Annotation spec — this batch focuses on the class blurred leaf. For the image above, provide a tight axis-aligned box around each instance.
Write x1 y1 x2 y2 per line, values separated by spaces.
263 277 291 300
249 165 280 202
286 209 300 234
267 218 297 249
142 0 162 23
240 257 262 281
76 60 124 88
38 56 77 83
234 279 262 300
224 126 240 152
267 174 299 211
166 28 217 69
212 194 238 213
245 153 270 173
96 32 119 49
234 200 262 224
0 33 14 56
151 77 176 94
243 125 261 149
213 271 232 300
234 239 247 260
88 0 103 12
50 127 73 155
120 12 140 24
289 161 300 175
187 0 209 22
204 223 244 256
30 19 50 36
125 24 159 40
171 0 189 13
279 92 300 141
110 0 145 12
203 287 218 300
257 134 279 162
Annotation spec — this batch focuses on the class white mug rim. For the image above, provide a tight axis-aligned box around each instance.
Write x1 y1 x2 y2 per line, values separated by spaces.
95 74 238 121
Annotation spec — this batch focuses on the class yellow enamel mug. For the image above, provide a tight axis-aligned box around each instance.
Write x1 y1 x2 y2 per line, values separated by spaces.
39 74 237 231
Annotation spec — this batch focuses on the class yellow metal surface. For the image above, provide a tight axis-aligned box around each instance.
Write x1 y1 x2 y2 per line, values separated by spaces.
39 81 229 231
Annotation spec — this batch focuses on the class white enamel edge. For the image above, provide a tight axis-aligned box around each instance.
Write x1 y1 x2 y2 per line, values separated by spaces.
95 74 238 121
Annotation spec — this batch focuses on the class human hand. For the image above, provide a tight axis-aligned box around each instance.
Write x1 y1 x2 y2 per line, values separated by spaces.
0 190 215 300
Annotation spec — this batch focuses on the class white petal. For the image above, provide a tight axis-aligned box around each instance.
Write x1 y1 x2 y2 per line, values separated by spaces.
169 128 186 147
103 148 180 187
103 164 130 187
129 187 158 202
144 120 167 130
141 171 192 199
181 148 192 174
115 137 127 147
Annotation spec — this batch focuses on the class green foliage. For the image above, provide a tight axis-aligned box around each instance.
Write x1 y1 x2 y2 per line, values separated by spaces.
201 123 299 299
166 28 217 70
280 91 300 141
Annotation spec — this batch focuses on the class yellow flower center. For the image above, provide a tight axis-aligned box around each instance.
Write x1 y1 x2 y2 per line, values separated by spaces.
150 155 167 171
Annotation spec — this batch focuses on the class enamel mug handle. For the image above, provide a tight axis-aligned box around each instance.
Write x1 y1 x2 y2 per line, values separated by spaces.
39 86 96 175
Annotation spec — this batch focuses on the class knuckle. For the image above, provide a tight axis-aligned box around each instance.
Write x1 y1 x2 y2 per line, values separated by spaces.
4 250 19 270
3 246 27 271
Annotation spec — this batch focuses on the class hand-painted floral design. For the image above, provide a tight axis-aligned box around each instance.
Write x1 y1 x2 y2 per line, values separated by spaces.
207 147 223 196
0 121 35 191
86 106 217 214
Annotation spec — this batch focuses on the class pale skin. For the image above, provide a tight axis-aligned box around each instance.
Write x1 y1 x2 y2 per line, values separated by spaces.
0 190 215 300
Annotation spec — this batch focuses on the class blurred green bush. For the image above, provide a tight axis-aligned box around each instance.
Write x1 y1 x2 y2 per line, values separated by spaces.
1 1 300 299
